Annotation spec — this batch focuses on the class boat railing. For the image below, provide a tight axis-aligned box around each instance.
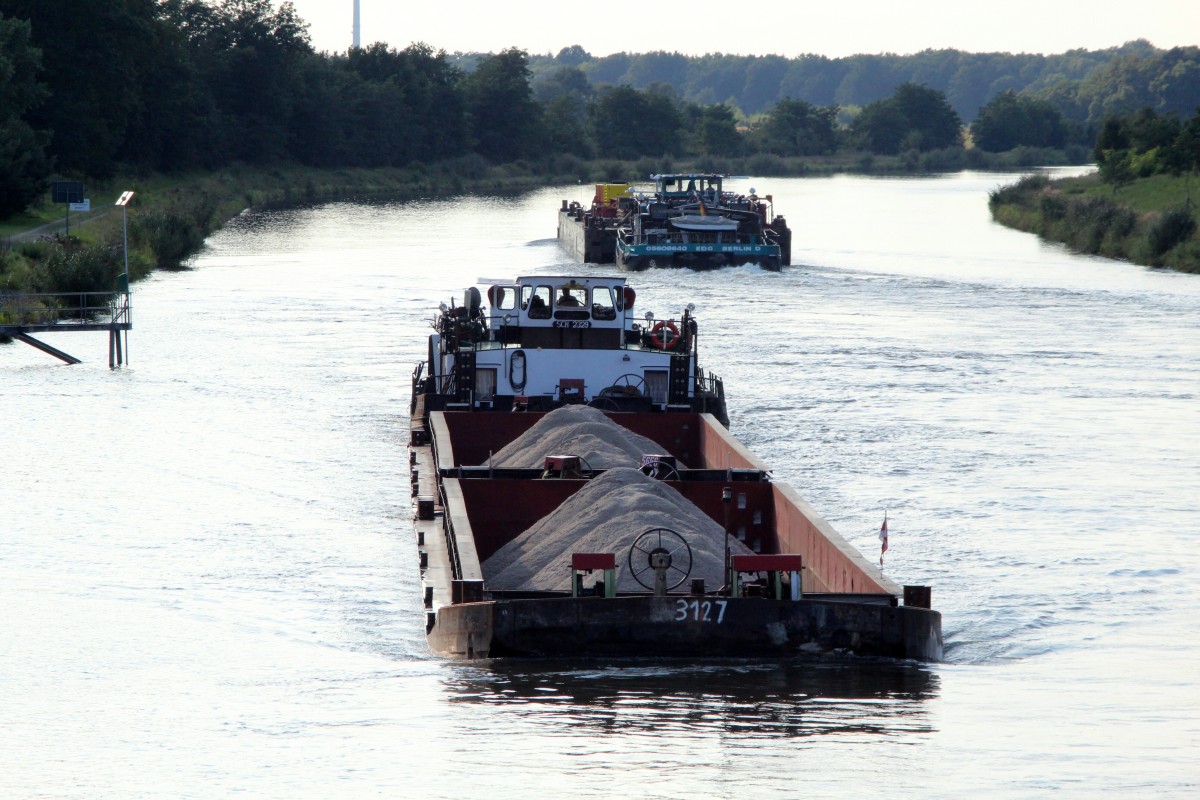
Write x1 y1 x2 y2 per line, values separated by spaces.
695 367 724 397
411 360 426 394
441 495 464 580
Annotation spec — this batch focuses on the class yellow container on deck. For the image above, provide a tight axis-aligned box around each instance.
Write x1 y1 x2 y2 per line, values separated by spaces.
594 183 630 205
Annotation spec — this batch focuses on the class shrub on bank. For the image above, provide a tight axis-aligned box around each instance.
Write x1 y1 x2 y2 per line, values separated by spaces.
990 173 1199 272
34 238 124 294
1147 207 1197 260
129 208 208 269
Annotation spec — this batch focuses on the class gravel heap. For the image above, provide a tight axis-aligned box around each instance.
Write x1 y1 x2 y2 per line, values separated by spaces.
485 404 674 470
482 467 751 592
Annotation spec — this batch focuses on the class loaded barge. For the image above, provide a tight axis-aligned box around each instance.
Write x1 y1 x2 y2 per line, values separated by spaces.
409 275 941 660
557 183 633 263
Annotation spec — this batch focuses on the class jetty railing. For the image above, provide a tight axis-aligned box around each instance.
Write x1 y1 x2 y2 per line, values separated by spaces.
1 287 132 367
0 290 130 328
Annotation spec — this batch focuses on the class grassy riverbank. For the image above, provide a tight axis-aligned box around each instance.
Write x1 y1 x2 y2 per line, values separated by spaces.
989 172 1200 273
0 159 556 296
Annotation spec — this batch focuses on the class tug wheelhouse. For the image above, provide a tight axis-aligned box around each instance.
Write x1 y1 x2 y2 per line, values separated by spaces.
415 275 728 424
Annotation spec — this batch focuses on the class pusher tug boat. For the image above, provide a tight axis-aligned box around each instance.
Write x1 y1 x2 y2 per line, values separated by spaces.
614 174 792 271
408 275 941 660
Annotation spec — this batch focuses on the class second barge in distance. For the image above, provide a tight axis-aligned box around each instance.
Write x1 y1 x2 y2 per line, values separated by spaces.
615 173 791 272
408 274 941 661
557 175 792 271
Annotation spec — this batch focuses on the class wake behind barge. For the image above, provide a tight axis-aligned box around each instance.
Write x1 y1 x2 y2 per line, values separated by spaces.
409 275 941 661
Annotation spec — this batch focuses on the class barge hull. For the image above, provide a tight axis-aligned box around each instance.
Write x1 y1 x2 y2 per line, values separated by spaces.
430 596 942 661
557 209 617 263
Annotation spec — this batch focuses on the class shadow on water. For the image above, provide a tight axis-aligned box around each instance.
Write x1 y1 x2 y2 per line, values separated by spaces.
442 657 939 739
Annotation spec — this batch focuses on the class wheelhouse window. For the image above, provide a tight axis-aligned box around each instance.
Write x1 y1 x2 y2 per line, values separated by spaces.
524 285 551 319
489 286 517 312
555 285 586 309
591 286 616 321
553 284 590 321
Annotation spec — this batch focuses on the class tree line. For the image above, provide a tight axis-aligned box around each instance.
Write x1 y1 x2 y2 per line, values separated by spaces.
532 41 1200 126
2 1 1198 220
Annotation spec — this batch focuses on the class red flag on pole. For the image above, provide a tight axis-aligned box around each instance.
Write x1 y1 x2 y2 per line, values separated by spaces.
879 513 888 567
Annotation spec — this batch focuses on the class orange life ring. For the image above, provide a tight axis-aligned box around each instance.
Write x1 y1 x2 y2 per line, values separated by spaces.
650 320 680 350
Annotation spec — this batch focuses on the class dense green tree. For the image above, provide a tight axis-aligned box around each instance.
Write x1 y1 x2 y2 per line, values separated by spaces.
120 0 215 170
1098 147 1135 194
0 118 54 215
588 84 681 159
583 51 633 86
1071 47 1200 127
1093 115 1130 158
532 65 591 105
1165 109 1200 206
0 12 51 215
852 98 908 154
893 82 963 150
754 98 839 156
620 51 689 90
554 45 591 67
462 48 542 162
853 82 962 154
534 67 591 156
344 42 467 165
0 11 43 114
637 85 684 156
1171 110 1200 175
192 0 312 164
1150 52 1200 117
0 0 166 177
588 85 645 160
693 103 740 157
286 57 359 167
777 55 843 107
971 90 1068 151
541 93 591 157
740 55 790 113
835 55 901 107
1093 108 1185 173
1125 107 1183 153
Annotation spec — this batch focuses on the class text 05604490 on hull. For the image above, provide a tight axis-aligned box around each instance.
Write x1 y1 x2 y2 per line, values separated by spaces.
409 274 941 662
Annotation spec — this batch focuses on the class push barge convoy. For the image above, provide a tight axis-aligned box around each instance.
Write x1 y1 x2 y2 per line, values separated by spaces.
558 174 792 271
409 275 941 661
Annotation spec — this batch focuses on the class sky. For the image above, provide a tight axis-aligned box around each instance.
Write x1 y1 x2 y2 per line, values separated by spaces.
283 0 1199 59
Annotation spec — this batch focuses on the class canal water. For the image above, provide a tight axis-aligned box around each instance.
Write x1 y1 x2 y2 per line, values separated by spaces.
3 171 1197 798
